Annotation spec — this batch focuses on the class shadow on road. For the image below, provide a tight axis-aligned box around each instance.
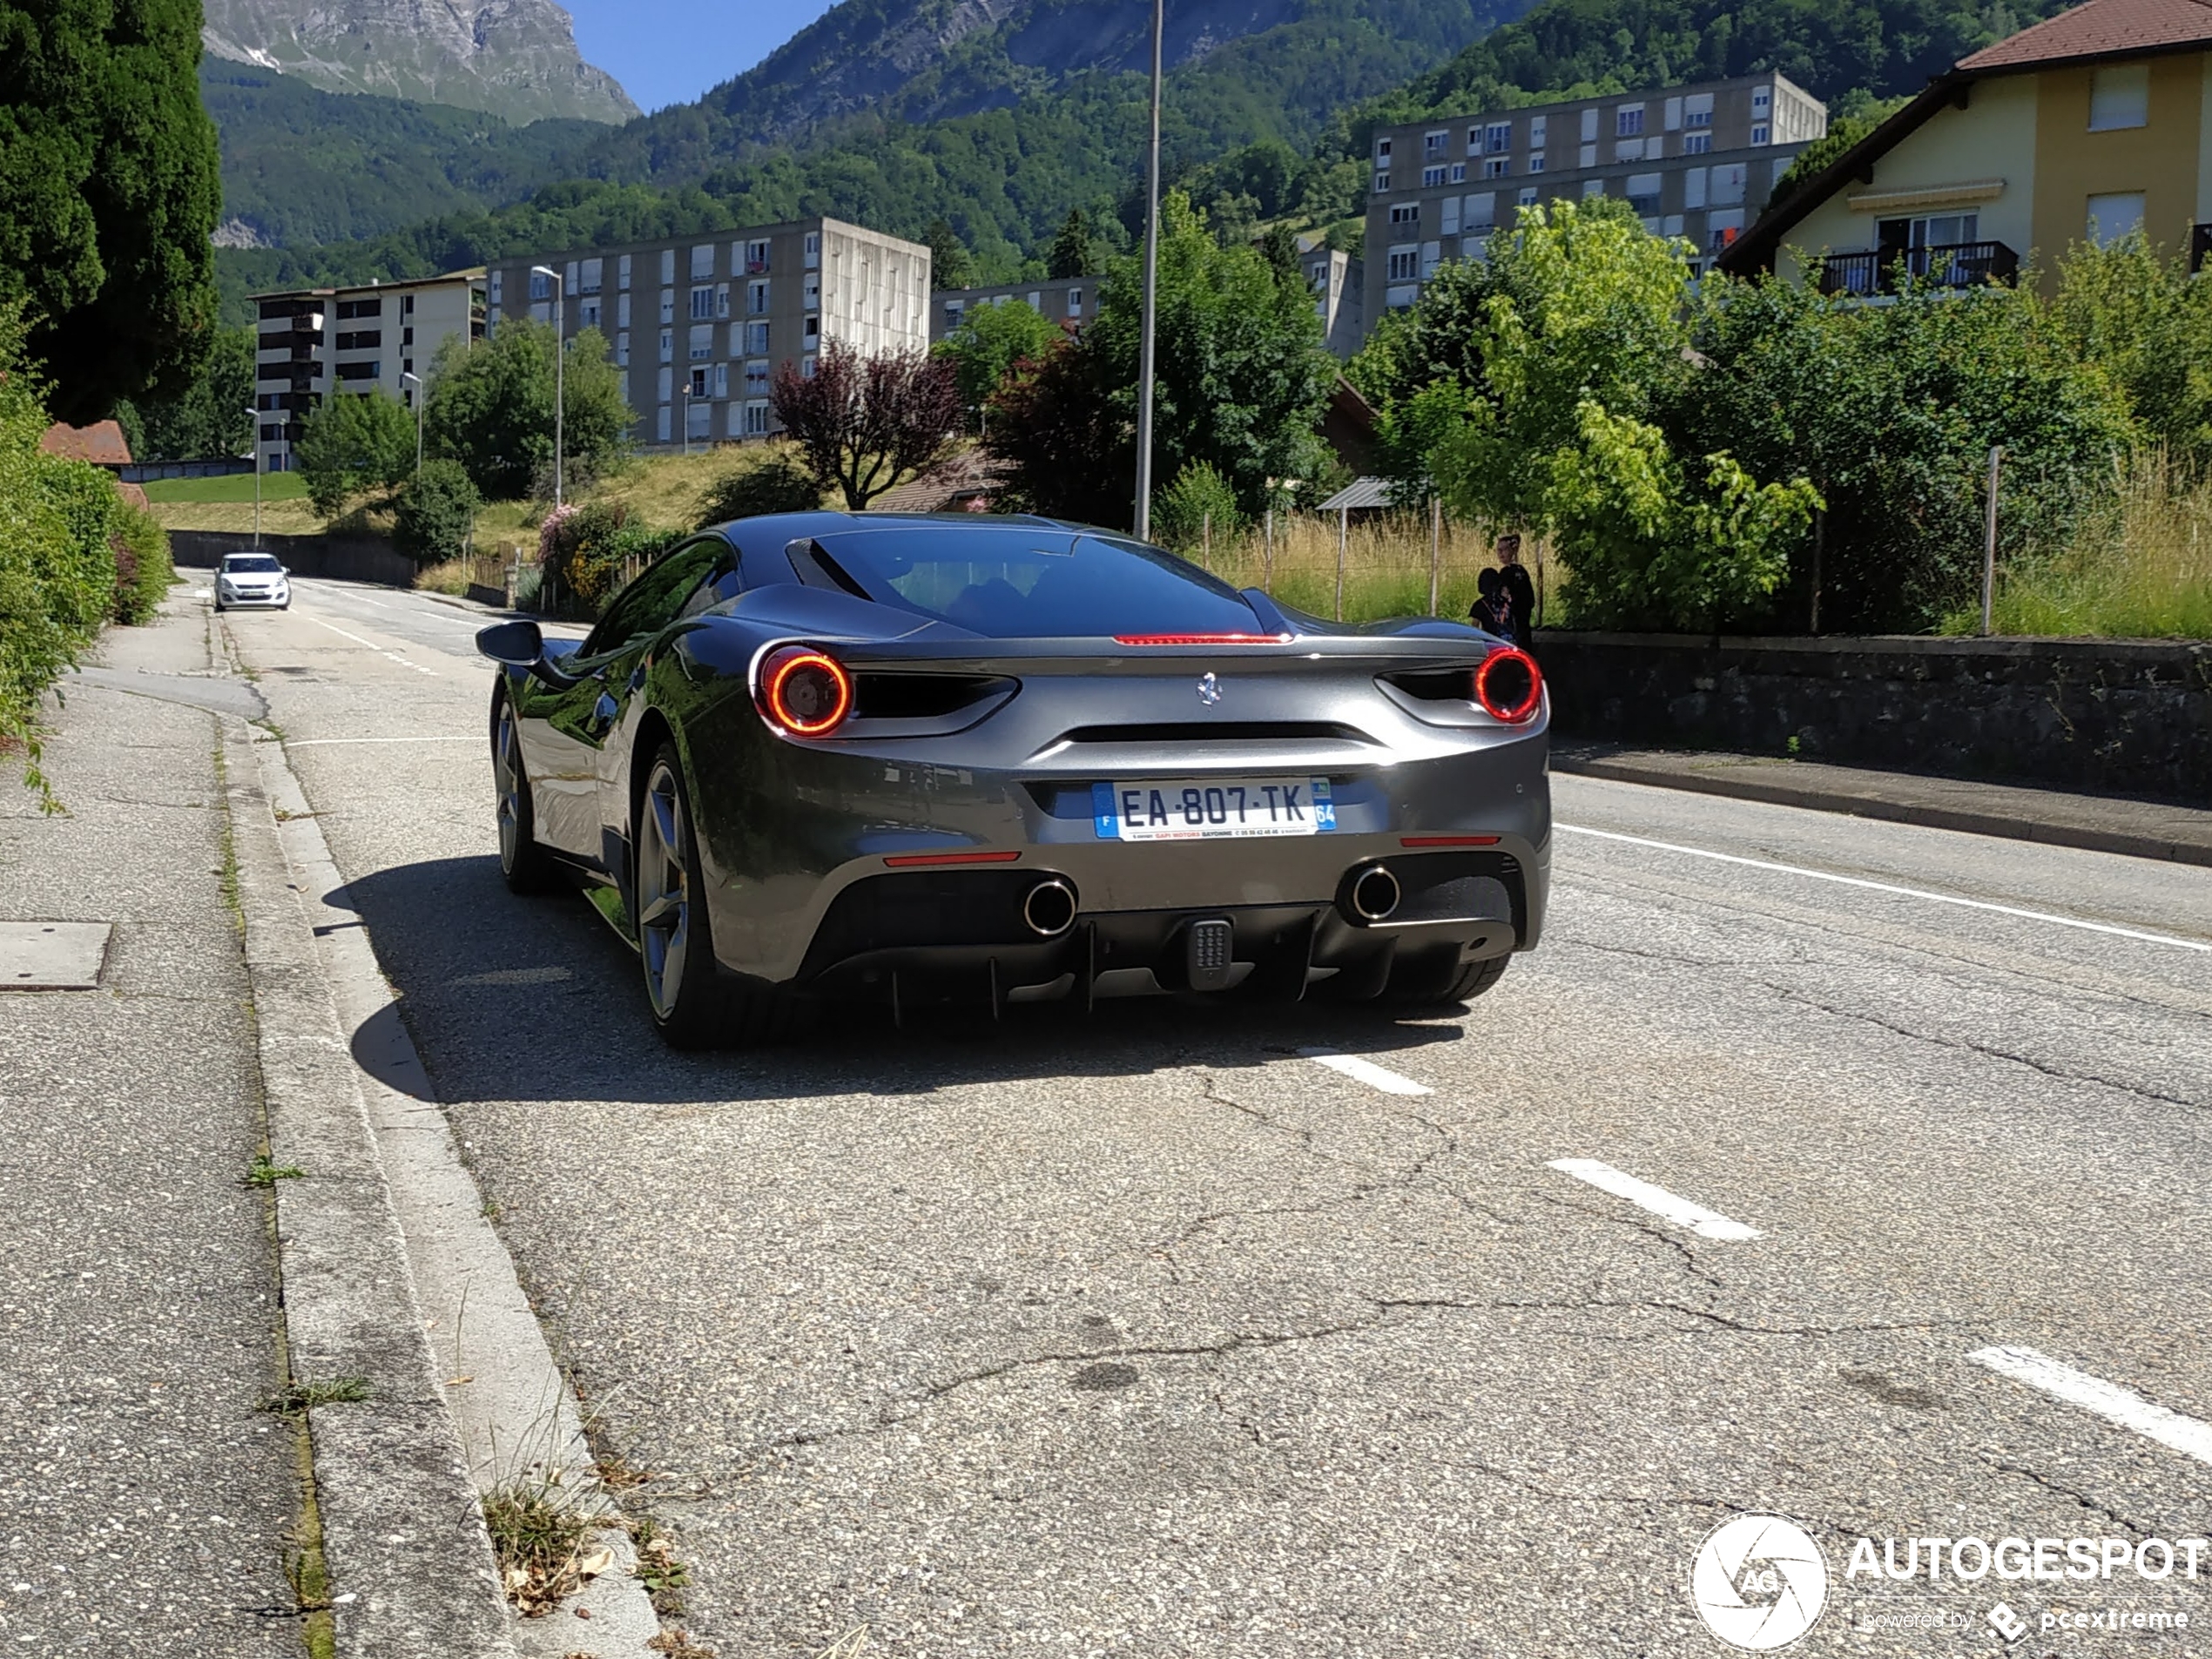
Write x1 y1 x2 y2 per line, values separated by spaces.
338 854 1477 1108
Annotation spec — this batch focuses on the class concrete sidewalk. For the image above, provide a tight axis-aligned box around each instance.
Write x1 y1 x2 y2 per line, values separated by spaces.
1553 741 2212 867
0 597 301 1654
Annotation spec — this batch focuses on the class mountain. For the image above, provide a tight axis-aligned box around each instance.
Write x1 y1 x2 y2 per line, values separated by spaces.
199 0 637 125
202 64 607 246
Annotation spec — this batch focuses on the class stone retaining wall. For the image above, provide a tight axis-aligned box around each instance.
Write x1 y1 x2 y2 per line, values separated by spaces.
169 529 418 589
1537 632 2212 802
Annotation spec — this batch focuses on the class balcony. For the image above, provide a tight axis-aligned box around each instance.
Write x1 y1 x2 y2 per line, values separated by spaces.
746 257 770 275
2192 223 2211 274
1817 241 2020 297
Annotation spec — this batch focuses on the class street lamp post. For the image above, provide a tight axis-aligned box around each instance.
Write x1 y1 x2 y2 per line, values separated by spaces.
242 407 263 548
530 266 565 508
1132 0 1164 541
401 371 424 475
680 384 692 457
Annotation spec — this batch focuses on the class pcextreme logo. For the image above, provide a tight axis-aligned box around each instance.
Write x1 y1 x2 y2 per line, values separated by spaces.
1689 1514 1831 1651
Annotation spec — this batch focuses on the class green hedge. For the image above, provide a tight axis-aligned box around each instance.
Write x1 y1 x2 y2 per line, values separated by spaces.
2 307 175 799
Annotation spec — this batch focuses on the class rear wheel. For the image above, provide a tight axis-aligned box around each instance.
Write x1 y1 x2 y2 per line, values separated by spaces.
1383 951 1511 1008
492 693 558 894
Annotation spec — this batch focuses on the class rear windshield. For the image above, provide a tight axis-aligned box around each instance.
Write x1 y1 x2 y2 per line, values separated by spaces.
223 555 282 573
808 526 1258 638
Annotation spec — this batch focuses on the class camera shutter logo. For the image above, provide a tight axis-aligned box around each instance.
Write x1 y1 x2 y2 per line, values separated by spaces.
1689 1514 1830 1651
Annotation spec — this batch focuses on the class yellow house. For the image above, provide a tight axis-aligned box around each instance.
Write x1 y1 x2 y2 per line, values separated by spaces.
1718 0 2212 293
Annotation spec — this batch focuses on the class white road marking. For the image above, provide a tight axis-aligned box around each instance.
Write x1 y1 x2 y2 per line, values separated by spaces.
1970 1345 2212 1467
1546 1158 1763 1241
1301 1048 1433 1096
287 736 480 747
300 615 436 675
1557 823 2211 954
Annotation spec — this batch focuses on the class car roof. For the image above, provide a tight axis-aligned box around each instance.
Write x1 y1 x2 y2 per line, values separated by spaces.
712 509 1096 543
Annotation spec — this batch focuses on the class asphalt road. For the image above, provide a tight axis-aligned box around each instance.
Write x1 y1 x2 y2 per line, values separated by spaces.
224 576 2212 1658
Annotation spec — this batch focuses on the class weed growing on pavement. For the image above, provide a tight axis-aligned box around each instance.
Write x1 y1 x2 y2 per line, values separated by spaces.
630 1516 690 1614
647 1629 718 1657
482 1480 611 1616
261 1375 371 1414
244 1155 304 1187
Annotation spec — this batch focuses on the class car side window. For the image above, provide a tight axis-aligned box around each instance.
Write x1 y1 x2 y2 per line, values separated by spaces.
578 538 725 660
676 543 746 619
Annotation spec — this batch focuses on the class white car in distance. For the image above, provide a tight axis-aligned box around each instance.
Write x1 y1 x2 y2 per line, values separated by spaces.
214 552 290 611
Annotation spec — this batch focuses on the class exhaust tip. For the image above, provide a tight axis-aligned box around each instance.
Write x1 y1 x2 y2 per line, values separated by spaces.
1022 878 1077 938
1350 864 1401 923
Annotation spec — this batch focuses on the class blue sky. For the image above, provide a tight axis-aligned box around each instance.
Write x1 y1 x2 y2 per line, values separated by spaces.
570 0 839 114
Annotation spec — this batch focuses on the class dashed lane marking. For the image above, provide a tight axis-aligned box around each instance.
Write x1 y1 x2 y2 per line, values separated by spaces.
1300 1048 1433 1096
1970 1345 2212 1467
300 615 436 676
1556 823 2211 954
1547 1157 1763 1241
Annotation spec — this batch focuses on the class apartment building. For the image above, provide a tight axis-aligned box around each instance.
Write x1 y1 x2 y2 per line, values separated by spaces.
485 218 930 450
1303 245 1365 358
1363 73 1826 326
1720 0 2212 294
251 271 485 472
929 278 1096 343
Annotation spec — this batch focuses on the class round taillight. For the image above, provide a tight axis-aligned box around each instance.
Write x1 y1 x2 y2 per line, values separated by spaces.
759 645 853 737
1473 647 1542 724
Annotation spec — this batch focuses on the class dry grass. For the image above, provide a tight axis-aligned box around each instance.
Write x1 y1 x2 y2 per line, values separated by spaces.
1962 451 2212 639
1181 511 1554 625
147 495 324 535
475 445 799 554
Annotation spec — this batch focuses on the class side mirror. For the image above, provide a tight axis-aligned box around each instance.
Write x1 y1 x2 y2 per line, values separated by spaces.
476 619 545 668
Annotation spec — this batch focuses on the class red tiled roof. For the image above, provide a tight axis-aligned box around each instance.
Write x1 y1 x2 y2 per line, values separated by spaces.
1959 0 2212 70
39 420 133 467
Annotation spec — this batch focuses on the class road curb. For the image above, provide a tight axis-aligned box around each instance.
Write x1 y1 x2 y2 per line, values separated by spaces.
1551 752 2212 868
219 714 522 1659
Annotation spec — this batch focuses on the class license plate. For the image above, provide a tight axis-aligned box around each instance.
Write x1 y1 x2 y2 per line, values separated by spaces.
1092 778 1335 842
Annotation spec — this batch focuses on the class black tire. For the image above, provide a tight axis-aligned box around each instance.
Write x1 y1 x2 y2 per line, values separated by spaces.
1383 951 1511 1008
632 743 794 1050
491 691 559 894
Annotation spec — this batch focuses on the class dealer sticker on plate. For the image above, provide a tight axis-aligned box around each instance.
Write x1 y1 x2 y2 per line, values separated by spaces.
1092 778 1335 841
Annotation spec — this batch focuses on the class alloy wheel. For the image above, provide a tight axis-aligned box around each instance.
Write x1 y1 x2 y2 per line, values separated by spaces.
637 760 691 1017
494 703 524 873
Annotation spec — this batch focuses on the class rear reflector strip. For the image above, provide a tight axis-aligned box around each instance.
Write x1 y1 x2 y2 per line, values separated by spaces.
1111 633 1294 645
880 850 1022 867
1399 835 1501 847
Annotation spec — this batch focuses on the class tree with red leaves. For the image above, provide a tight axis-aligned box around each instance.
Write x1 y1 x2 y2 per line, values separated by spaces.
769 341 961 509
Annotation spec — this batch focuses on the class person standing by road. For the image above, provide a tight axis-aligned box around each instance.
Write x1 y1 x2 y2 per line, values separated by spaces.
1494 532 1536 650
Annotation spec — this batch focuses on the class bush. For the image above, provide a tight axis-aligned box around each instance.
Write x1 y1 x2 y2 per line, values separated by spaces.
394 460 480 562
540 499 630 610
108 506 174 624
695 452 821 527
1151 461 1244 553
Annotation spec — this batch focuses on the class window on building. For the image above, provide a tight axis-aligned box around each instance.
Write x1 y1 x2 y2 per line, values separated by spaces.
580 258 603 294
691 245 715 280
1750 124 1770 145
657 405 672 443
1420 240 1441 278
616 332 629 367
801 355 818 380
1483 157 1510 179
1579 144 1597 168
714 361 732 401
658 367 673 403
1373 172 1391 193
1752 86 1771 113
401 326 414 346
690 287 715 321
2088 65 2150 131
1386 246 1419 281
1615 105 1645 138
688 324 713 361
1422 165 1447 187
716 283 731 320
802 316 819 343
1616 138 1647 162
1450 162 1467 183
618 253 631 291
1580 108 1600 142
1389 202 1420 226
579 299 601 328
489 271 503 303
745 401 771 435
1486 122 1511 155
335 361 378 381
1441 197 1460 236
1626 172 1662 215
659 290 675 325
2087 192 2146 244
658 328 673 364
1683 132 1713 155
660 249 676 285
1663 97 1683 132
1706 208 1745 253
1464 192 1496 230
1375 137 1392 160
745 321 770 354
1685 93 1713 129
1582 178 1606 198
745 360 769 395
338 296 384 320
748 280 770 315
943 299 965 327
1683 167 1708 210
1528 115 1547 147
1517 186 1539 207
1424 129 1447 157
1066 287 1082 315
334 330 381 350
617 293 631 329
401 294 415 316
745 239 771 273
804 231 820 269
1526 148 1548 174
1709 163 1748 207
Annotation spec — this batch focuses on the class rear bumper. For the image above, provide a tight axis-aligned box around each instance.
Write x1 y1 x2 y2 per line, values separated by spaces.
694 726 1551 995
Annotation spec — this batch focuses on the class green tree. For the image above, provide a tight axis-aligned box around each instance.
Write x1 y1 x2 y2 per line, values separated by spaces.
421 320 631 500
293 392 417 519
1152 460 1243 553
0 0 221 421
2049 231 2212 467
927 218 975 289
1045 208 1096 280
934 299 1062 412
117 327 257 462
695 449 820 525
393 458 479 561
